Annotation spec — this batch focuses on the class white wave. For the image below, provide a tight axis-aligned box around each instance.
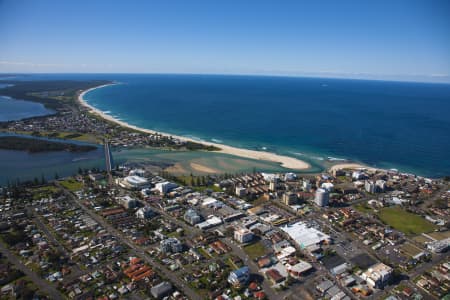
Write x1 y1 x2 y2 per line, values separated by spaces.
290 151 305 156
261 146 267 150
211 138 223 143
312 156 325 161
184 135 204 142
327 156 347 161
102 110 112 114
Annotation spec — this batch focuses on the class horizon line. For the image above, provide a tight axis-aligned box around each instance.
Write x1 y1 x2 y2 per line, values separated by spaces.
1 71 450 85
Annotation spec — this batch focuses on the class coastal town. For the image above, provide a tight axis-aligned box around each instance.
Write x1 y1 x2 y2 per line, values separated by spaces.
0 78 449 300
2 1 450 299
0 151 449 299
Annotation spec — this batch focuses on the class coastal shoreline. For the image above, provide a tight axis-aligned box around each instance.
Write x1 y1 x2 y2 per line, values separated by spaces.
78 84 312 170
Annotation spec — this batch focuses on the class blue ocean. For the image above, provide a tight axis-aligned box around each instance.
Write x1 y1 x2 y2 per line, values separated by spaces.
4 74 450 178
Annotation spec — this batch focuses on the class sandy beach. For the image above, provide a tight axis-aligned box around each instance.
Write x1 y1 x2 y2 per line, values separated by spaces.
328 163 377 173
78 84 311 170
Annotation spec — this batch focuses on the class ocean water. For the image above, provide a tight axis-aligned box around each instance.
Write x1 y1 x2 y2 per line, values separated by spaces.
82 74 450 178
2 74 450 178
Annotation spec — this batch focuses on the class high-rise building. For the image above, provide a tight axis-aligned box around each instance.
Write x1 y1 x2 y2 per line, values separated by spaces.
314 188 329 207
282 192 298 205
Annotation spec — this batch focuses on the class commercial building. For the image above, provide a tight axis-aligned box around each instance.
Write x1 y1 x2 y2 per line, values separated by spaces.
155 181 178 194
196 215 223 230
287 260 313 278
228 266 250 287
150 281 173 299
118 195 138 209
315 188 329 207
160 238 183 254
365 180 387 193
234 228 253 243
281 222 331 249
235 186 247 197
321 182 334 192
427 238 450 253
118 175 150 189
361 263 393 288
282 192 298 205
135 206 155 219
183 209 202 225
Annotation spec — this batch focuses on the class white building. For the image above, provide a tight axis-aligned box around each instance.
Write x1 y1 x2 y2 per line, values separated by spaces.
234 228 253 243
136 206 155 219
155 181 178 194
361 263 393 288
196 215 223 230
129 169 145 177
235 187 247 197
315 188 329 207
284 172 297 181
321 182 334 192
118 175 150 189
281 222 331 249
118 195 138 209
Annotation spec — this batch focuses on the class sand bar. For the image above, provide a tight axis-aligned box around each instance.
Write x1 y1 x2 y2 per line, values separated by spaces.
78 84 311 170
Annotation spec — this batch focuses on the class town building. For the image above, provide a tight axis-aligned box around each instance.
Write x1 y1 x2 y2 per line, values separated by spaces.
234 228 253 243
235 186 247 197
150 281 173 299
118 195 138 209
155 181 178 194
118 175 150 189
281 221 331 250
160 238 183 254
282 192 298 205
135 206 155 219
183 209 202 225
228 266 250 287
315 188 329 207
361 263 393 288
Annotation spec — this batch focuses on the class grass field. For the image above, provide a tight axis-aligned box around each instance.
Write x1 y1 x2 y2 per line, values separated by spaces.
243 241 267 259
59 179 84 192
353 203 373 214
378 207 437 235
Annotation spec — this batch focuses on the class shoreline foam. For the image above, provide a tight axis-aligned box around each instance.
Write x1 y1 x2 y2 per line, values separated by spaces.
78 84 311 170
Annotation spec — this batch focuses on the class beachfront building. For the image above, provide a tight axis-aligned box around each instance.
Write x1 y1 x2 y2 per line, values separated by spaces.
315 188 329 207
361 263 393 289
365 180 387 193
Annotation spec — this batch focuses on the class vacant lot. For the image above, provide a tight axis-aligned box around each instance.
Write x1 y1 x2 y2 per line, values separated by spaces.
378 207 437 235
243 241 267 259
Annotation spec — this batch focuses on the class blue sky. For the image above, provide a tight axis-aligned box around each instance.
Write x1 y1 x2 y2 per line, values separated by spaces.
1 0 449 82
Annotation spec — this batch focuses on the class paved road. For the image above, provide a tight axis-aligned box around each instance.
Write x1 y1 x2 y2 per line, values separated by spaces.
61 188 199 300
0 242 63 299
